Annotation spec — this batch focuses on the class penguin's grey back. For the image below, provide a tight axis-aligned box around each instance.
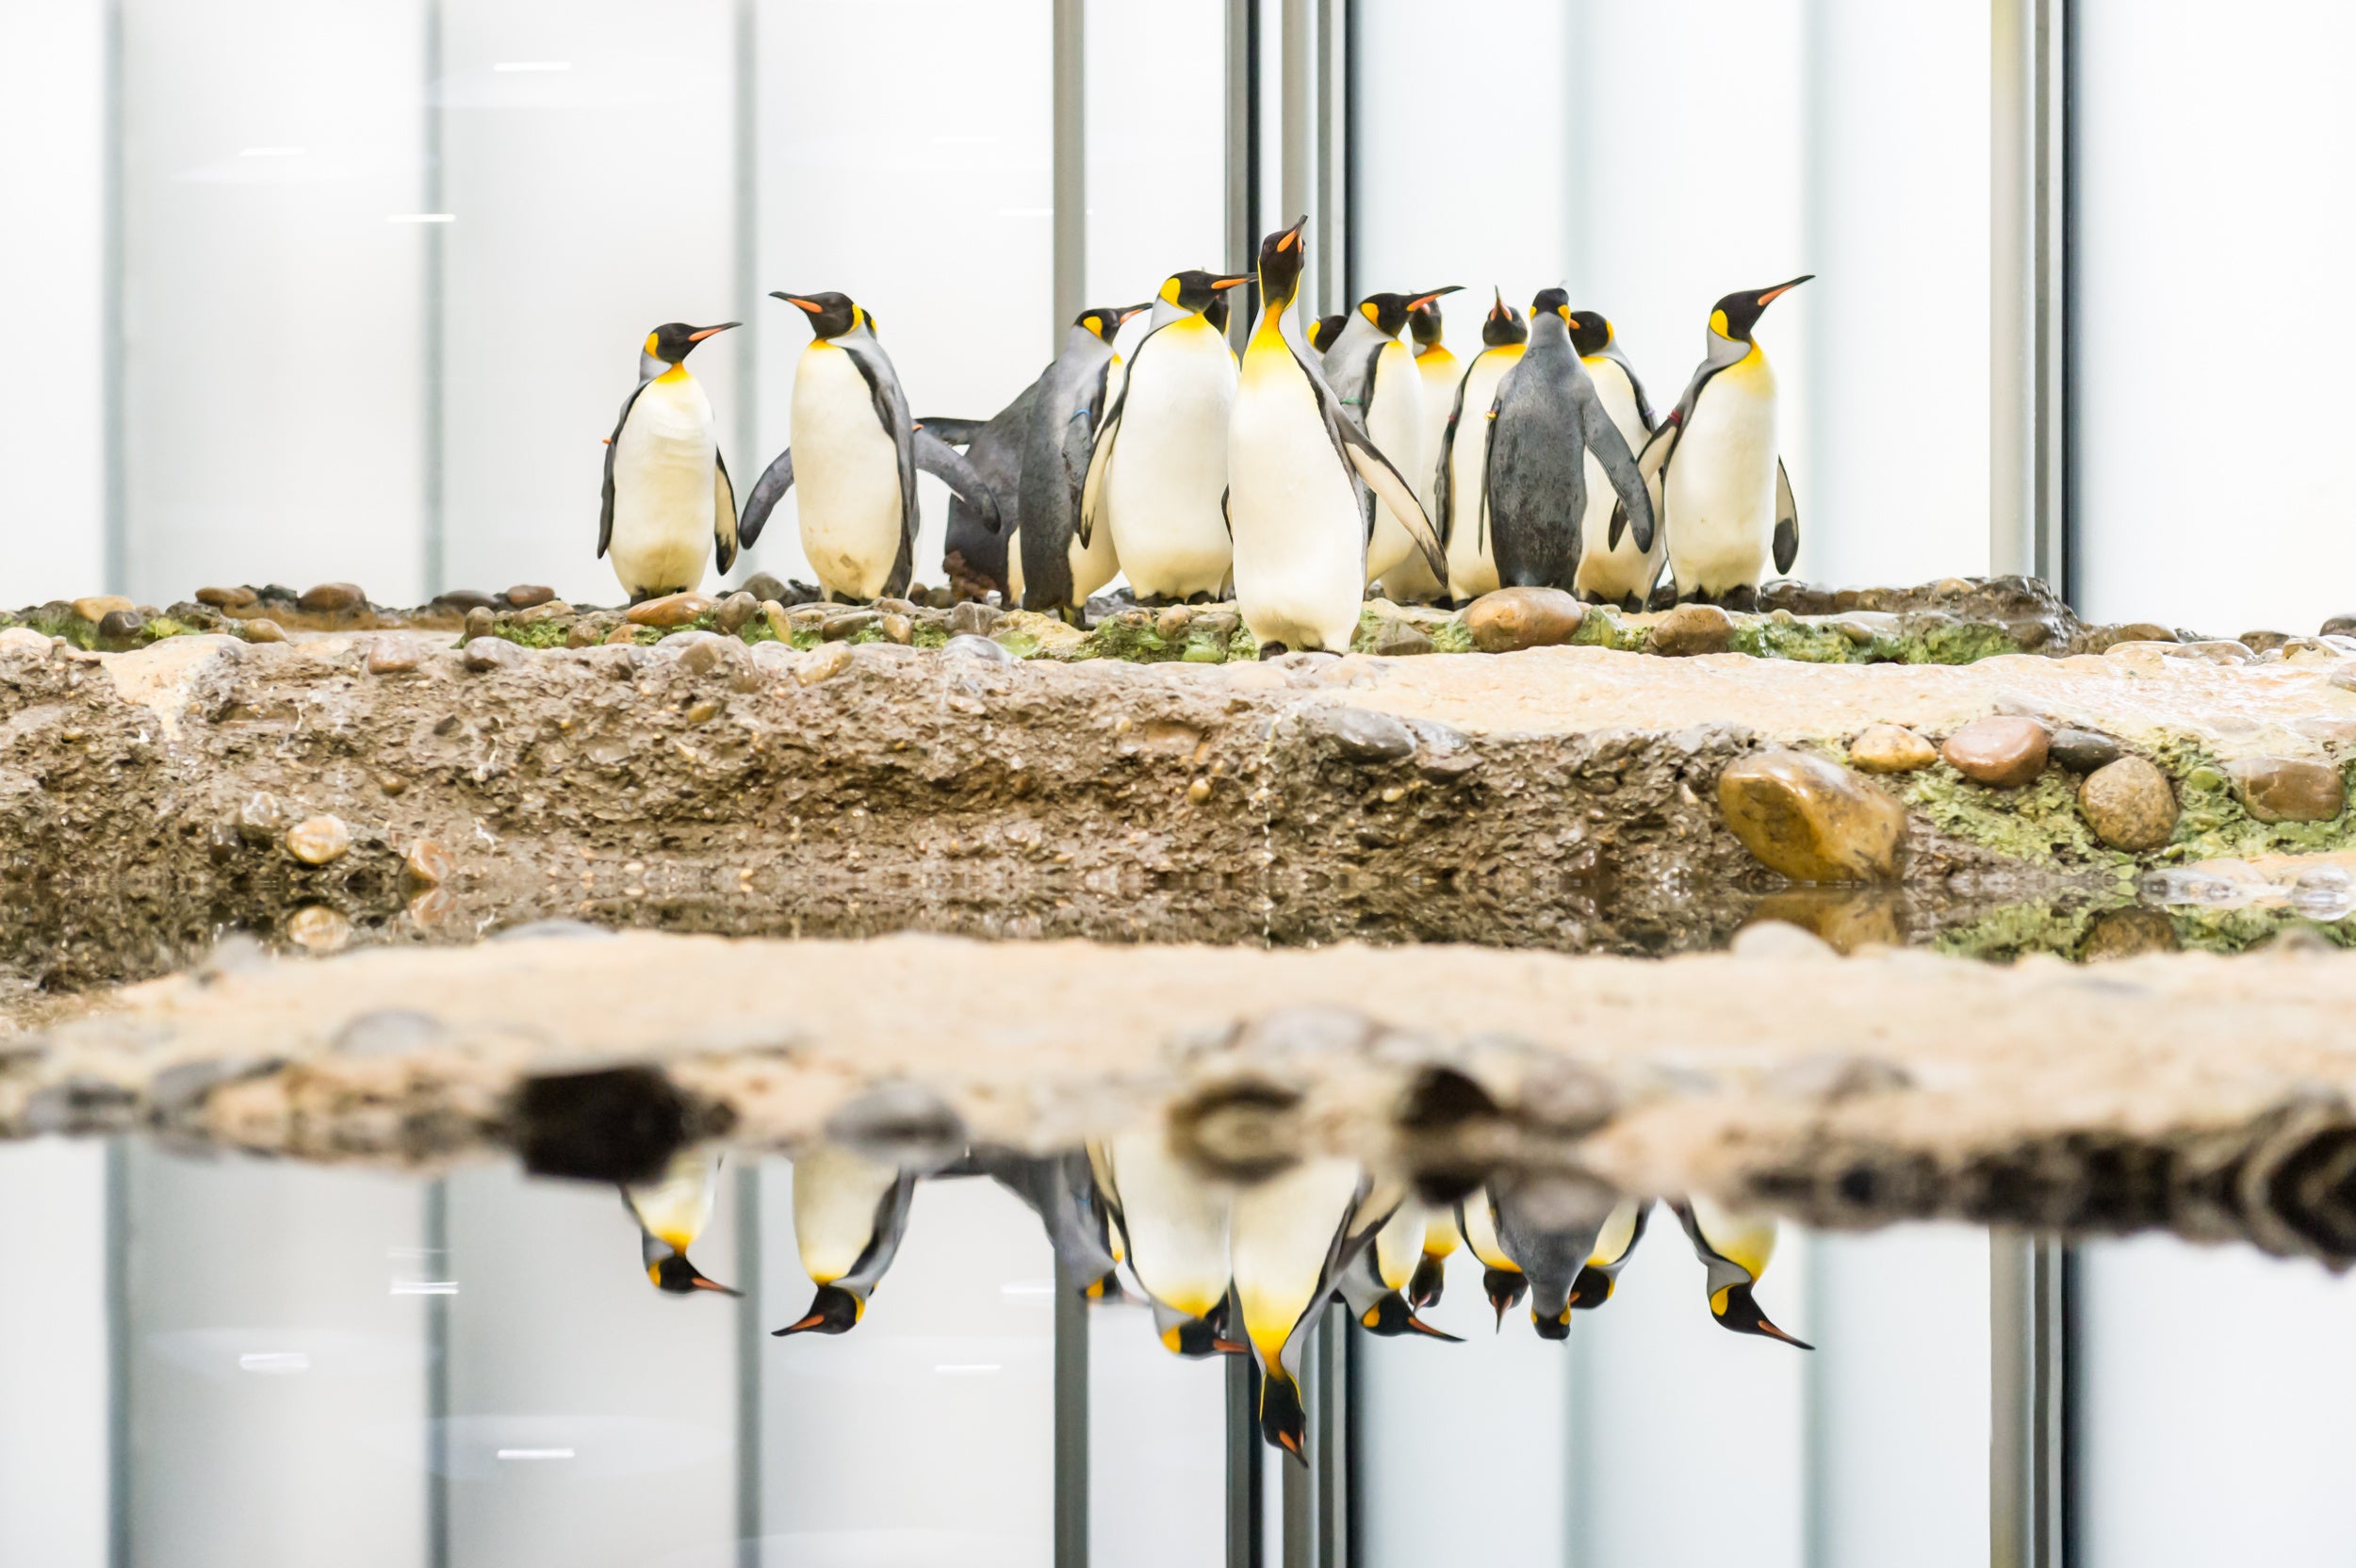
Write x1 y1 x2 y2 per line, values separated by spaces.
1017 328 1120 611
941 379 1040 597
1485 318 1591 589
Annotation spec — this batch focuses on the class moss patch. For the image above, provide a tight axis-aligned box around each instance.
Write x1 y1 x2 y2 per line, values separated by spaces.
1894 763 2133 872
1931 897 2110 962
2142 737 2356 862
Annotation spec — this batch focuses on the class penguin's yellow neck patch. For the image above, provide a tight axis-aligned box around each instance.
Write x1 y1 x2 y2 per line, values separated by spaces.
654 364 691 384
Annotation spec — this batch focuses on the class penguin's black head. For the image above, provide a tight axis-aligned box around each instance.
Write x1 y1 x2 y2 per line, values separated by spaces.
1569 1262 1614 1310
1256 217 1308 308
650 1251 744 1297
773 290 863 340
1204 289 1234 335
1078 302 1152 342
1482 1266 1529 1330
1481 289 1529 348
1712 1282 1814 1349
1407 1251 1447 1310
1409 299 1446 349
1566 310 1615 358
771 1282 863 1336
1357 286 1461 338
1163 269 1254 315
643 321 738 366
1530 286 1572 325
1532 1301 1574 1342
1161 1314 1246 1358
1259 1369 1309 1463
1308 314 1346 352
1711 275 1812 343
1358 1292 1464 1342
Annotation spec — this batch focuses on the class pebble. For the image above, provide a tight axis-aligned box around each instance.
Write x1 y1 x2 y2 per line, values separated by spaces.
286 905 352 952
740 572 791 604
2170 640 2251 665
367 636 422 675
196 585 258 609
96 608 147 647
625 591 713 628
1717 749 1906 882
405 838 453 885
1846 724 1937 774
1155 605 1193 642
1186 777 1212 803
0 626 52 657
297 581 366 614
606 624 639 645
512 600 572 625
881 612 914 645
787 604 831 632
286 814 352 866
1307 706 1416 763
2227 757 2348 824
505 583 557 609
2104 622 2180 645
823 610 880 641
761 601 794 641
378 773 406 795
72 594 134 622
2077 906 2180 961
795 641 858 685
1464 586 1584 652
1940 715 2050 788
2324 613 2356 639
2077 757 2178 851
434 588 501 613
2239 629 2295 654
406 888 456 929
952 600 1000 638
1370 619 1435 657
1729 920 1838 960
237 791 290 842
566 622 603 648
2047 727 2126 774
238 617 286 644
464 635 526 671
1647 602 1737 658
464 605 497 642
713 591 760 635
941 633 1019 665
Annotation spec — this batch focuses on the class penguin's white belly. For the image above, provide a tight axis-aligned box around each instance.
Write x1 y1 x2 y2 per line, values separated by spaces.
792 1145 899 1284
1104 327 1235 600
1229 1156 1362 1361
1665 367 1777 596
1359 345 1426 584
1442 356 1515 603
626 1151 719 1250
1371 1199 1426 1291
1107 1132 1230 1318
1573 362 1664 604
793 347 904 600
610 376 716 597
1229 348 1366 651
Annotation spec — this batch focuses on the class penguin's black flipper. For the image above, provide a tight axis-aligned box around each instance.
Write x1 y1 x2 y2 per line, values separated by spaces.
712 449 739 575
913 417 985 448
598 381 651 559
1219 486 1232 539
737 447 794 549
913 428 1002 534
1433 361 1477 549
1578 388 1654 554
1773 457 1799 574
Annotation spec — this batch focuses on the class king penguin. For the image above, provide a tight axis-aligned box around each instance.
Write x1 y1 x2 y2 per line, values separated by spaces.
975 1148 1124 1301
772 1143 918 1336
738 291 1000 603
1455 1185 1530 1330
1564 311 1664 609
1491 1177 1612 1342
1672 1196 1812 1348
1569 1196 1652 1313
1333 1193 1458 1340
1633 276 1811 609
1227 219 1446 656
1014 302 1151 618
1482 288 1656 592
1307 314 1347 353
621 1149 743 1297
1434 292 1528 605
1088 1128 1238 1357
1229 1155 1366 1459
1409 1205 1460 1311
1320 286 1461 589
599 321 739 602
926 399 1029 602
1080 270 1253 605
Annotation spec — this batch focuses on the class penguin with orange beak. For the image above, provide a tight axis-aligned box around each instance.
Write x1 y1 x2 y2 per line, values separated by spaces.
599 320 740 602
1672 1196 1812 1348
622 1149 743 1297
772 1143 918 1336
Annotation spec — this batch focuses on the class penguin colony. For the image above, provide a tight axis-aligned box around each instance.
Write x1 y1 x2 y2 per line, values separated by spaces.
603 224 1809 641
624 1143 1807 1462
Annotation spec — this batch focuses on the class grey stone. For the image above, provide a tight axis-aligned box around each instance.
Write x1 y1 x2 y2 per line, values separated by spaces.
1309 706 1416 762
2048 727 2126 774
464 636 526 672
950 601 998 638
505 583 557 609
942 632 1019 664
331 1008 450 1056
1370 619 1435 657
713 591 761 635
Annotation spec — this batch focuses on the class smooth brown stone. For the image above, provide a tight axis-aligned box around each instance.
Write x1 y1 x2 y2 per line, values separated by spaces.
196 585 258 609
237 617 286 644
286 906 352 953
1648 603 1736 658
2077 758 2178 851
1940 715 2050 789
71 595 134 622
1846 724 1937 774
713 592 761 635
2107 622 2181 645
1717 748 1906 883
2077 906 2180 962
405 839 454 887
625 592 714 628
2171 640 2252 666
505 584 557 609
367 636 422 675
298 581 366 614
286 815 352 866
2228 758 2348 824
880 613 915 645
795 642 857 686
1464 586 1584 652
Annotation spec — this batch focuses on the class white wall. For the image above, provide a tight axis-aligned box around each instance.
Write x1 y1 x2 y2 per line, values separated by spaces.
0 0 108 607
2073 0 2356 634
0 1139 111 1565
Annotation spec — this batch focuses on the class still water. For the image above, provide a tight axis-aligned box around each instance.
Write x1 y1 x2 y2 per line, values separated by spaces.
4 1134 2354 1567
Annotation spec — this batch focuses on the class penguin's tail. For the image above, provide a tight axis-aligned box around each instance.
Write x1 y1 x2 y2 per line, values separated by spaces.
912 416 984 448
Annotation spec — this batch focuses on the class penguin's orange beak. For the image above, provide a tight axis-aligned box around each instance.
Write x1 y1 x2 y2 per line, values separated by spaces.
1273 218 1305 252
1212 273 1252 290
1406 286 1462 311
686 322 739 341
781 297 822 314
1755 275 1814 306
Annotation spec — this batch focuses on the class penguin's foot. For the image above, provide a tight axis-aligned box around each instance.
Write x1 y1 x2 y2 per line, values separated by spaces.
1721 584 1760 613
1620 593 1645 614
1257 641 1289 660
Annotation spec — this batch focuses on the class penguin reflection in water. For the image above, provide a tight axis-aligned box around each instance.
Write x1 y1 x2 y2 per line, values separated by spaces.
1673 1196 1811 1348
1481 288 1657 594
621 1149 742 1297
772 1143 919 1335
1227 218 1447 656
738 291 1000 603
599 321 740 603
1633 276 1811 609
